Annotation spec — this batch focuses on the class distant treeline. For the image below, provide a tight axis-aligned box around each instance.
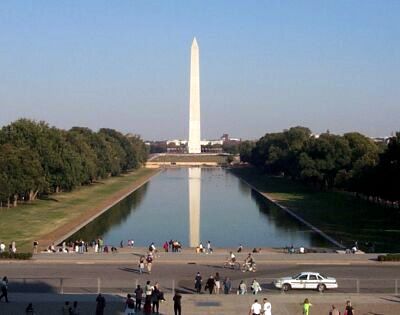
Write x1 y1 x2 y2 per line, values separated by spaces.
240 127 399 201
0 119 148 207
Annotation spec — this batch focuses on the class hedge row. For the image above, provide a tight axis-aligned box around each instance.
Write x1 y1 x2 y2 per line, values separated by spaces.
0 252 33 260
377 254 400 261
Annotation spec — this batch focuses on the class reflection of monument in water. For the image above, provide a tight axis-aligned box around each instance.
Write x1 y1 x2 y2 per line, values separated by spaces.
188 168 201 247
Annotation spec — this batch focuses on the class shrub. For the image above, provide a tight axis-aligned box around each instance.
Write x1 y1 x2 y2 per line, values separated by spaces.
377 254 400 262
0 252 33 260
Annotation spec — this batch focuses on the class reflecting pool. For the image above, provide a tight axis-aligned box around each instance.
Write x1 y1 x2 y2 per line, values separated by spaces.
69 168 330 248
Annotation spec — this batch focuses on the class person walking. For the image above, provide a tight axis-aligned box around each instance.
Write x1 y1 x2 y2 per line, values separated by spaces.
151 282 161 313
139 256 145 274
214 272 221 294
263 297 272 315
0 276 9 303
239 280 247 295
251 279 262 295
250 299 262 315
329 305 340 315
302 298 312 315
146 253 153 274
173 292 182 315
205 275 215 294
195 272 202 293
134 284 143 311
223 277 231 294
207 241 212 254
95 293 106 315
344 300 355 315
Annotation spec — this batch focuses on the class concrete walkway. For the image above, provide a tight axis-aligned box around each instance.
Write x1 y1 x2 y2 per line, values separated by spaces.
1 292 400 315
18 248 387 265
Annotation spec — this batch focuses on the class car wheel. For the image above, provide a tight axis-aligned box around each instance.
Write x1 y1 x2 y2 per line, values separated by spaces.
282 284 291 292
317 284 326 292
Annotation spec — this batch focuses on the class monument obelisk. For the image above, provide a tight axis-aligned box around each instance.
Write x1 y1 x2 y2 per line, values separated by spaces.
188 167 201 247
188 37 201 154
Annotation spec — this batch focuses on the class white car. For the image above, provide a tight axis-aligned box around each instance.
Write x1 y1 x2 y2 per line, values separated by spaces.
274 272 338 292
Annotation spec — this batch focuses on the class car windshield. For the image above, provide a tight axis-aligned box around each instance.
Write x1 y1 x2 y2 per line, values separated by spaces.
319 274 327 279
292 273 302 279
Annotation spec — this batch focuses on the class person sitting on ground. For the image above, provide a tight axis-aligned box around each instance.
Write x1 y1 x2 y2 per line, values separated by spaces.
111 246 118 253
103 245 109 253
199 242 204 253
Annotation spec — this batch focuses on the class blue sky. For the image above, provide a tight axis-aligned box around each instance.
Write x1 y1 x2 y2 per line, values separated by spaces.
0 1 399 139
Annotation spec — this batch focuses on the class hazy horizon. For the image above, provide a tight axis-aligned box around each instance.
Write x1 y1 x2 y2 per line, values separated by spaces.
1 1 399 140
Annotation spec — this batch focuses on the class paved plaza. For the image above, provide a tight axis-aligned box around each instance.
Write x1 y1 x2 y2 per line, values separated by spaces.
1 249 400 314
1 292 400 314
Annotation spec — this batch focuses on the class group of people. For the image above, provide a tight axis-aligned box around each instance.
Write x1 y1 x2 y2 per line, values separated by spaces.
0 241 16 254
249 298 272 315
195 272 221 294
226 251 257 272
123 281 165 315
196 241 213 254
194 270 265 296
37 238 128 254
249 298 355 315
163 240 182 252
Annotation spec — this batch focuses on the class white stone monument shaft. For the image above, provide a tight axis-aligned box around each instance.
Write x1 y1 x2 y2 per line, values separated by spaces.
188 167 201 247
188 38 201 154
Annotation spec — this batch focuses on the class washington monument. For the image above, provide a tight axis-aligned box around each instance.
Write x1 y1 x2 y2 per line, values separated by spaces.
188 37 201 154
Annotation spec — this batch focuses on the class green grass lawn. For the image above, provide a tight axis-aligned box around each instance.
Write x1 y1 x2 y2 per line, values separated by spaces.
151 154 229 163
0 168 158 251
231 167 400 252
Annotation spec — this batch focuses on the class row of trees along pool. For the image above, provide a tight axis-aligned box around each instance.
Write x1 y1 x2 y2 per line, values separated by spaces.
240 127 399 202
0 119 148 207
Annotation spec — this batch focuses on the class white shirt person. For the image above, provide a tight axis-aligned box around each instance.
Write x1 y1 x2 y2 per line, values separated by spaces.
250 299 262 315
263 298 272 315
